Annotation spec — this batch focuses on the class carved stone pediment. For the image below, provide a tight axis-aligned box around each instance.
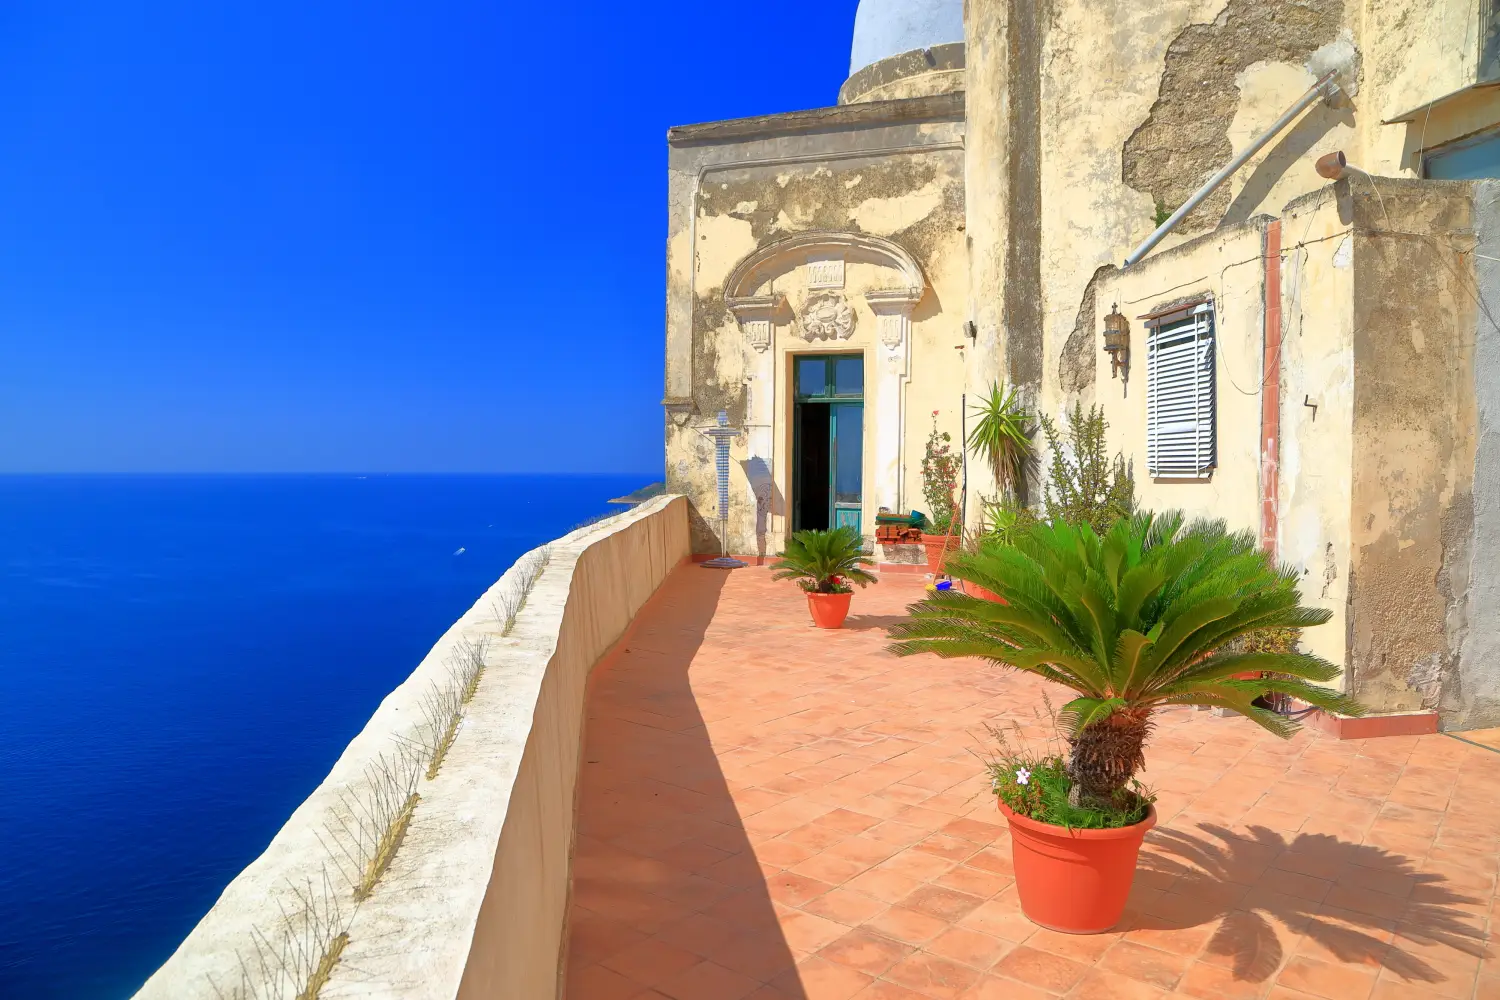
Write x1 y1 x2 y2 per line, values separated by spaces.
799 291 856 342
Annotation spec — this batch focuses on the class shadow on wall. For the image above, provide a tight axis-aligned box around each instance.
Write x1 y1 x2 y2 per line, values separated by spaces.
563 569 811 998
742 456 783 560
1220 101 1355 228
1139 823 1490 988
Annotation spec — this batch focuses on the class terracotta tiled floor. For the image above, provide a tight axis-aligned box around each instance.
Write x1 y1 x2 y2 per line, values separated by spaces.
564 566 1500 1000
1455 728 1500 753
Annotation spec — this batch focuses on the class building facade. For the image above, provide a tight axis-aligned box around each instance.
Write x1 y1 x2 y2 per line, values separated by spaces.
665 0 1500 728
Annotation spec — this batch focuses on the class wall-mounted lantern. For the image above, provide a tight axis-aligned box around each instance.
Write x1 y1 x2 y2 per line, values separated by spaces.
1103 305 1130 382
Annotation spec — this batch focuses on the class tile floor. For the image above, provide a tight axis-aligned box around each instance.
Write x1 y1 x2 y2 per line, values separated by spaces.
564 566 1500 1000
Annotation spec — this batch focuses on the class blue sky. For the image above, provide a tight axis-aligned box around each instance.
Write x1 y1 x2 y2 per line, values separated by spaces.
0 1 860 473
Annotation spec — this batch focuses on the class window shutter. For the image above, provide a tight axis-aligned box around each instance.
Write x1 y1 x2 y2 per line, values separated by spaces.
1146 306 1216 478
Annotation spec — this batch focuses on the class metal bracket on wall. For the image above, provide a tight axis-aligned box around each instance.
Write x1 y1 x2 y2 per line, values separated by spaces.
1303 395 1318 420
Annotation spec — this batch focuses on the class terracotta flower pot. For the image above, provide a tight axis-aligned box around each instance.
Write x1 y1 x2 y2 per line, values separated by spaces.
963 581 1007 603
998 799 1157 934
920 533 957 575
806 591 853 629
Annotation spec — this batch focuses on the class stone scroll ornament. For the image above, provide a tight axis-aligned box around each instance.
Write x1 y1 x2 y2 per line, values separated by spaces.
799 291 856 342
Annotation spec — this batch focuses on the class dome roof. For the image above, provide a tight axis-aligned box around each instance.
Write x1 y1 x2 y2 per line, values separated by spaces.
849 0 963 76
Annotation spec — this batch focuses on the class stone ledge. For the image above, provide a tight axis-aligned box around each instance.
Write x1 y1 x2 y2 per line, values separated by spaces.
667 91 964 147
1290 700 1441 740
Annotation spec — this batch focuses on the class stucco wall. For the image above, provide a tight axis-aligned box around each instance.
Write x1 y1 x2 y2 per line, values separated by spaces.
134 496 690 1000
1021 0 1495 439
1452 179 1500 729
665 98 969 556
1277 186 1357 672
1091 219 1268 531
1358 0 1485 174
1348 181 1479 715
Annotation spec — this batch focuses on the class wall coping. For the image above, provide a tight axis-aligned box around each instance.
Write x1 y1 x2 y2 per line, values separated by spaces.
133 495 686 999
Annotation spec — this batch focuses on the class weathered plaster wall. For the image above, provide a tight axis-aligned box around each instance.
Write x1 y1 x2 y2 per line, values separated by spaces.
1358 0 1485 174
666 100 968 556
1452 179 1500 729
134 497 690 1000
1122 0 1348 234
1036 0 1227 435
1347 181 1478 714
1091 219 1268 532
1278 186 1357 672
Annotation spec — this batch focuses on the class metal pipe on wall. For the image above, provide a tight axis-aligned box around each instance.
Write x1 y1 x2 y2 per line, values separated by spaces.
1260 220 1283 557
1123 71 1339 269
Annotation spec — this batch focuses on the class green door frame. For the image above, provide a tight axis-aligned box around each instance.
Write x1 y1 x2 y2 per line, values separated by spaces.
791 354 864 534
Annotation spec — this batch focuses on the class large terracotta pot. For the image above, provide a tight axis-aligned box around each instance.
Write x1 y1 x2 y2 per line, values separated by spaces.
963 581 1007 603
998 800 1156 934
921 533 958 575
806 591 853 629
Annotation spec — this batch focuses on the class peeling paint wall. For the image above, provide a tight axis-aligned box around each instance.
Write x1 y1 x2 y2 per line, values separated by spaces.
1121 0 1347 235
1035 0 1225 437
1348 180 1479 715
665 103 968 555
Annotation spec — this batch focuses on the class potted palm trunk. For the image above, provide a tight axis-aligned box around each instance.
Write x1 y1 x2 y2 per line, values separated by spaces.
888 512 1362 933
772 525 876 629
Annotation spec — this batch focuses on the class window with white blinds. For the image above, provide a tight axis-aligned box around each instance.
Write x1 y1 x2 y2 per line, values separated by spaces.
1146 304 1216 478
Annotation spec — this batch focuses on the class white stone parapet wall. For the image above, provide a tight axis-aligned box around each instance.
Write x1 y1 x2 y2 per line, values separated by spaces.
134 494 690 1000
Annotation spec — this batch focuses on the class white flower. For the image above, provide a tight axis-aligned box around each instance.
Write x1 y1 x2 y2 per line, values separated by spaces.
1016 767 1031 786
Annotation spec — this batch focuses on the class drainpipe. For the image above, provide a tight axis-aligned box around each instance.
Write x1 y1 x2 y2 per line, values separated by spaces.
1260 220 1282 557
1123 71 1339 268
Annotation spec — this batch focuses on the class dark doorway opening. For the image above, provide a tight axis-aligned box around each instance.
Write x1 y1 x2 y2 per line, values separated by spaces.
791 354 863 534
794 403 831 531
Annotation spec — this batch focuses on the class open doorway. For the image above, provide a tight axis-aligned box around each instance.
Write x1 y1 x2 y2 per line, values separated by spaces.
792 354 864 534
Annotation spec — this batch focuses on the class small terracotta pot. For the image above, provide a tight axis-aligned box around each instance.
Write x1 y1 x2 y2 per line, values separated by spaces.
998 800 1156 934
963 581 1008 604
806 591 853 629
920 533 957 575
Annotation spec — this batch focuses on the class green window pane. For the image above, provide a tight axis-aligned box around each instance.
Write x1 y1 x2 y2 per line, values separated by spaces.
834 357 864 396
796 357 828 398
833 404 863 504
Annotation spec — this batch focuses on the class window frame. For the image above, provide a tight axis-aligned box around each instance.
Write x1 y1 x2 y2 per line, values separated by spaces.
1145 301 1218 481
793 353 865 402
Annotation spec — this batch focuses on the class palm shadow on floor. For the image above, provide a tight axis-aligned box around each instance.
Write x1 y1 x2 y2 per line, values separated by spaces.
1134 823 1490 988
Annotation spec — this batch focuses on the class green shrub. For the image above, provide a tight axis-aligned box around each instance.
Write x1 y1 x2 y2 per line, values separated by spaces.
888 511 1363 810
771 526 877 594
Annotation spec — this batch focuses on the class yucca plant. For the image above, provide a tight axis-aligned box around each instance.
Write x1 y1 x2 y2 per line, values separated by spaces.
968 383 1033 501
772 525 877 594
888 511 1363 808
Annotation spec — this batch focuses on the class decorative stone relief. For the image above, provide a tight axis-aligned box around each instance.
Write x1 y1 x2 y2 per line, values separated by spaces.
864 286 924 352
806 255 846 290
726 293 785 354
799 291 856 342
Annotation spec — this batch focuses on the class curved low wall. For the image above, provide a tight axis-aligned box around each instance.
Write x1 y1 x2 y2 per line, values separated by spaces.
134 495 690 1000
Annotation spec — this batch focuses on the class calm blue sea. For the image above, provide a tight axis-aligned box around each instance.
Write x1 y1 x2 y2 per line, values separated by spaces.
0 474 648 999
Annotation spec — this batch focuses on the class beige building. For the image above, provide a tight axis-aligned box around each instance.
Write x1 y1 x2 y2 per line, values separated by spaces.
665 0 1500 729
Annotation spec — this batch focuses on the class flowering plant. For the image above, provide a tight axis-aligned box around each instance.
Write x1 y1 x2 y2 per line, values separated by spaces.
979 719 1154 830
921 412 961 535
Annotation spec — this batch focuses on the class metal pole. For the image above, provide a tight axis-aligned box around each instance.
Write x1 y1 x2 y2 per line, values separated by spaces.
959 392 968 534
1123 71 1338 269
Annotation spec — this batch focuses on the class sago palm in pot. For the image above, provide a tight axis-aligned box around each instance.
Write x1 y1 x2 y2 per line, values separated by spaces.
772 525 877 629
887 511 1362 932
